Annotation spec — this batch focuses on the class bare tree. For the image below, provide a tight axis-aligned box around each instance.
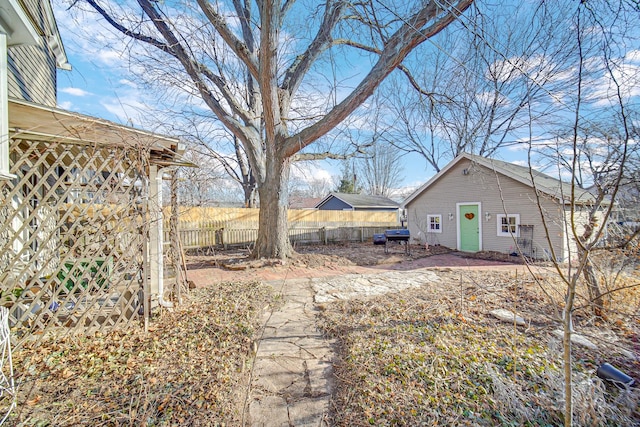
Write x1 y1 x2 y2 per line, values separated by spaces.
384 1 575 172
192 135 257 208
356 140 403 197
287 160 334 205
523 3 640 425
69 0 473 258
341 94 404 197
175 149 230 207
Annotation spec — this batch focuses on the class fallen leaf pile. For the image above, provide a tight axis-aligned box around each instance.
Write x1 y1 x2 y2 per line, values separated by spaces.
3 280 275 426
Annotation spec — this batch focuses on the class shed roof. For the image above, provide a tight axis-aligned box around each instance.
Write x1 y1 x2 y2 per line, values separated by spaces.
316 192 399 209
8 98 191 167
403 153 594 207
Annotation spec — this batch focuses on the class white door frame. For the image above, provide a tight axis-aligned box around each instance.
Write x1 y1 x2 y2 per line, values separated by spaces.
456 202 482 252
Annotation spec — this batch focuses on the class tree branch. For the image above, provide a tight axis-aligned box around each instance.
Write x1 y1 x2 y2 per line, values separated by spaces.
84 0 171 54
335 38 444 98
129 0 261 149
281 0 474 158
258 0 283 145
281 1 347 99
198 0 260 79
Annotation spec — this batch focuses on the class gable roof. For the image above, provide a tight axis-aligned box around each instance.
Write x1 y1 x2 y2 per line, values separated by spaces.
316 192 399 209
403 152 594 207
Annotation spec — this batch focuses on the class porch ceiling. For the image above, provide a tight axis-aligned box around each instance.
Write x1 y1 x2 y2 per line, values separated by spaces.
8 98 191 166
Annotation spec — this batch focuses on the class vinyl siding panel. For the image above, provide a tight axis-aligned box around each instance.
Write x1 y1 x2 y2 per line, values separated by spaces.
7 0 58 106
406 159 566 260
8 46 57 106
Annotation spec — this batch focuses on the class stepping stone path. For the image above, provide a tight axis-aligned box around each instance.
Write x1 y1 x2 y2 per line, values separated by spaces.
246 270 441 426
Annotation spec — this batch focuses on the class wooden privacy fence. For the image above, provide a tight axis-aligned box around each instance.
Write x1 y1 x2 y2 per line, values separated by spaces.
164 207 400 249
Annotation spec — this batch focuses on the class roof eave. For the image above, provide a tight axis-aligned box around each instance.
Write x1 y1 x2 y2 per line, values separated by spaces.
9 98 183 159
1 0 40 46
42 0 71 70
402 153 469 207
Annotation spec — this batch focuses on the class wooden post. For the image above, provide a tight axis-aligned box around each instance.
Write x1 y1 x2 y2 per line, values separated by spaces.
170 172 182 302
222 228 228 250
142 182 150 333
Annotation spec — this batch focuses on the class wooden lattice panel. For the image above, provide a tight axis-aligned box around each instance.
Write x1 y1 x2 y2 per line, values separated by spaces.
0 138 150 347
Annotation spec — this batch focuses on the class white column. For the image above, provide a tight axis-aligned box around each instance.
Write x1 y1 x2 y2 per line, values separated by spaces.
148 165 162 305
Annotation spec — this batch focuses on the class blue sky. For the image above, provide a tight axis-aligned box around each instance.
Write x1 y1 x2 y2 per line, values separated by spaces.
53 2 639 198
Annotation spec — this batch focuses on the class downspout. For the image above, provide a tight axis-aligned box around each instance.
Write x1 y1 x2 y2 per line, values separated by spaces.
149 164 173 308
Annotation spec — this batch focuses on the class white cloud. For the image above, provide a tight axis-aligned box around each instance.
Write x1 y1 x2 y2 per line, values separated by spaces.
625 49 640 62
119 79 137 88
291 162 333 183
60 87 91 97
95 49 124 67
58 101 73 110
101 95 149 125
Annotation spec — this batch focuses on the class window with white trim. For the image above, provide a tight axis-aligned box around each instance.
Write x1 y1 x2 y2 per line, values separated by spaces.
427 214 442 233
497 214 520 237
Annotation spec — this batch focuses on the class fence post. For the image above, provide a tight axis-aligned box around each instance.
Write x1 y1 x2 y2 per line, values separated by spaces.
222 228 227 250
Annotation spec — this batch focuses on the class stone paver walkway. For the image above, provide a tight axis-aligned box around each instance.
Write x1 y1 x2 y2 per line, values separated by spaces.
247 278 334 427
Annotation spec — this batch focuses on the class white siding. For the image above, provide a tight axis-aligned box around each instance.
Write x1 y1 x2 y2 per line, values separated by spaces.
7 0 58 106
406 159 565 260
8 45 57 106
562 206 603 263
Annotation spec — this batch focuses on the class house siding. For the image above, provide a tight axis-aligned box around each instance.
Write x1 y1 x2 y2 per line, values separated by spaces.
319 198 353 210
562 207 603 263
7 0 58 106
406 159 566 260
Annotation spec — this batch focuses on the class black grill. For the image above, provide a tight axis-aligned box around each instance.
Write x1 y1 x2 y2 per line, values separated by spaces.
384 229 410 254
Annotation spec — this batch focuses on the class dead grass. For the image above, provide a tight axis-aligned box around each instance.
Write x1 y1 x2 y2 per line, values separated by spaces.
3 281 276 426
318 269 640 426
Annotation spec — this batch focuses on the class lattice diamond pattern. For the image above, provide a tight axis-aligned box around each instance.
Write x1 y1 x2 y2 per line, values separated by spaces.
0 139 150 347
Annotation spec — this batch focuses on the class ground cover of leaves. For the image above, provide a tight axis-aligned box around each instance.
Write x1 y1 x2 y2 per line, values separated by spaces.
3 244 639 427
318 269 640 426
4 281 276 427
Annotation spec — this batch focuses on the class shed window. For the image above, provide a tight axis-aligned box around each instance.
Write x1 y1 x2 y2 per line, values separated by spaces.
427 214 442 233
497 214 520 237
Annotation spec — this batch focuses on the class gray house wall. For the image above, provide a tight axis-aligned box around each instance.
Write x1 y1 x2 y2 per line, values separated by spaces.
319 197 353 210
7 0 58 106
406 158 566 260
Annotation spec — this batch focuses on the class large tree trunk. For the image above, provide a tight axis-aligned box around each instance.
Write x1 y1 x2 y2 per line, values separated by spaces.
253 156 293 259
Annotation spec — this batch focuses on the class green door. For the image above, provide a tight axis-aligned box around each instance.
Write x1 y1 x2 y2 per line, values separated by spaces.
459 204 480 252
